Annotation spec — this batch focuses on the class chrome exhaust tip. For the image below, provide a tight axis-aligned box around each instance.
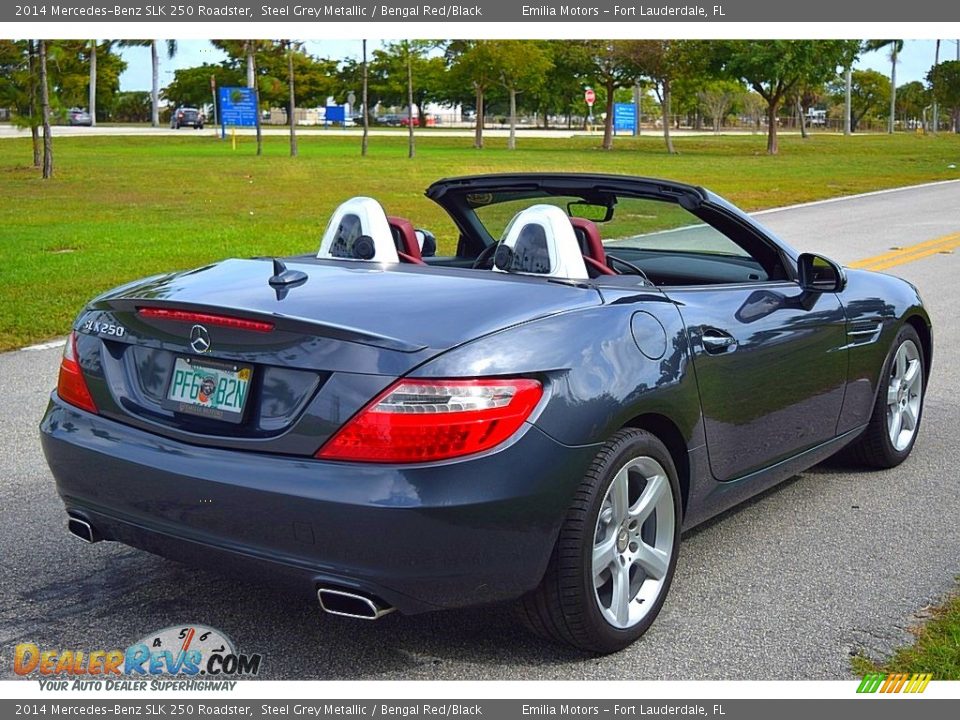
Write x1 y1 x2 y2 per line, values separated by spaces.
317 587 395 620
66 515 99 544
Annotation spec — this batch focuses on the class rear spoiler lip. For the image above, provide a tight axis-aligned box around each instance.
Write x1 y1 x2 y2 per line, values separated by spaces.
89 299 428 354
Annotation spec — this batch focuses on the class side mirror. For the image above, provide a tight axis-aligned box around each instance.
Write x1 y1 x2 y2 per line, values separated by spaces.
798 253 846 293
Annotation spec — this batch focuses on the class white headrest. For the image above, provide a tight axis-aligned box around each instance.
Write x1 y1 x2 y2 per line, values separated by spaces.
317 196 399 263
494 204 589 280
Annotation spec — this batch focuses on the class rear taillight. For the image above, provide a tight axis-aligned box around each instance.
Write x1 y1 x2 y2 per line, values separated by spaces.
57 332 97 414
316 378 543 463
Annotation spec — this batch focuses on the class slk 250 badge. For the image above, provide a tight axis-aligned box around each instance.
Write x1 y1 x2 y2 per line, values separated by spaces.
81 320 125 338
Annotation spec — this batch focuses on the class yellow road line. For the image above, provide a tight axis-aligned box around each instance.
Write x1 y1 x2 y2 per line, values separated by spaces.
850 231 960 271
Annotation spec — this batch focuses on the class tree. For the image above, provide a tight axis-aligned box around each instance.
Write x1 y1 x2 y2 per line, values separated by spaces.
840 41 862 136
697 80 742 133
383 41 435 158
118 40 176 127
585 41 637 150
895 81 929 129
528 41 594 129
829 69 889 132
163 63 244 109
484 41 552 150
625 40 698 153
712 40 855 154
88 40 96 126
283 41 300 157
361 39 369 157
446 41 500 148
39 40 52 179
0 40 41 165
928 60 960 133
864 40 904 133
111 91 152 122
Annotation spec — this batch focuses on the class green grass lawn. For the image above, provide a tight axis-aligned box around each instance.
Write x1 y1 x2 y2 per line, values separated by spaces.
853 583 960 680
1 131 958 350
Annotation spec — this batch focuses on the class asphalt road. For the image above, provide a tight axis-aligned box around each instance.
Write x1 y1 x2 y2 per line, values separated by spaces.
1 181 958 681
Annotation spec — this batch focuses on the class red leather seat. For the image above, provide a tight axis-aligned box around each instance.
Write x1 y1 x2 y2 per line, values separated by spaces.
387 216 426 265
570 217 614 276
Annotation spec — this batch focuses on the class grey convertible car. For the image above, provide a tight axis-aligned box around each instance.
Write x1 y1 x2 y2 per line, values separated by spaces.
40 174 931 653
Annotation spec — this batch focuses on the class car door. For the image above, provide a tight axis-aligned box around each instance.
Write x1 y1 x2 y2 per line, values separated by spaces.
666 281 848 481
599 194 849 483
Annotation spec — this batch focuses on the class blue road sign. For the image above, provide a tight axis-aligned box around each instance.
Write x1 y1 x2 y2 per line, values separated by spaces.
614 103 637 135
325 106 346 125
219 87 258 131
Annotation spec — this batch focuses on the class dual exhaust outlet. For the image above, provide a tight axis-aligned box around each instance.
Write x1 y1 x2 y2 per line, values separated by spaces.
66 513 394 621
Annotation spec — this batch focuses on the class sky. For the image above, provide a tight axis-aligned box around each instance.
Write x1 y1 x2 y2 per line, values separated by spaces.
117 39 960 94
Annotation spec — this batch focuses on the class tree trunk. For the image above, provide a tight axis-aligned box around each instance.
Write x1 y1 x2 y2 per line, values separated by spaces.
406 51 415 159
28 40 40 167
844 65 852 135
89 40 97 126
361 39 369 157
797 97 808 139
287 43 297 157
508 88 517 150
39 40 53 179
474 86 484 149
245 45 261 156
151 41 159 127
602 80 614 150
888 48 897 134
662 80 675 154
246 45 255 89
766 99 780 155
932 41 940 133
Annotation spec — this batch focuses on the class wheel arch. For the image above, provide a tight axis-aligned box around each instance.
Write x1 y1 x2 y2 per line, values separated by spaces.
620 412 690 520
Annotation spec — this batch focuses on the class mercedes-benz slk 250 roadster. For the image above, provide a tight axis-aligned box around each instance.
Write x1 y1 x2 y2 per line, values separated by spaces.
40 174 932 653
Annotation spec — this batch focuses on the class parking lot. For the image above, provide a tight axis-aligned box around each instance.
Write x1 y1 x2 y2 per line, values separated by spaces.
1 181 958 681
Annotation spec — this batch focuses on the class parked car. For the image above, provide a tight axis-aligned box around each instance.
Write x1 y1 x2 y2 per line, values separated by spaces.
399 115 437 127
170 107 204 129
40 174 931 653
375 113 402 126
67 108 92 126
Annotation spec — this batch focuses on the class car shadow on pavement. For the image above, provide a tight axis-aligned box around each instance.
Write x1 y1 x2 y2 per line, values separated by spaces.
2 539 592 681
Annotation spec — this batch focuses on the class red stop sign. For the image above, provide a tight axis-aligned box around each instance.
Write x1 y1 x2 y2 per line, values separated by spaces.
584 88 596 106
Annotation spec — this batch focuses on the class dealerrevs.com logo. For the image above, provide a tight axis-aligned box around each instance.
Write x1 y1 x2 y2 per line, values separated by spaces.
14 624 262 691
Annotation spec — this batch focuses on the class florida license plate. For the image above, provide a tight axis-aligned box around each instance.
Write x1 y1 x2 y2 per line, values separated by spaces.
163 356 252 424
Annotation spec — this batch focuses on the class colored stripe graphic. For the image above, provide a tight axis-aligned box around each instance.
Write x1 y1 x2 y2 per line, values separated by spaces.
856 672 932 693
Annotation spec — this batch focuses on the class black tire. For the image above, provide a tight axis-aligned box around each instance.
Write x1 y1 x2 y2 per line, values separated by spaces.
844 324 925 469
519 428 681 654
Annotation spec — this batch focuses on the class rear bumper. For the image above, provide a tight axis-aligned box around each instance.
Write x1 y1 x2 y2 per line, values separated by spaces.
39 395 598 614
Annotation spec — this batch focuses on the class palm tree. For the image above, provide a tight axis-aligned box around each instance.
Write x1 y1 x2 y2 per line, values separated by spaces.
118 40 177 126
865 39 903 133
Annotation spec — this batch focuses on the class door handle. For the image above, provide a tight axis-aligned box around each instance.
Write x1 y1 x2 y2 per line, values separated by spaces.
701 328 738 354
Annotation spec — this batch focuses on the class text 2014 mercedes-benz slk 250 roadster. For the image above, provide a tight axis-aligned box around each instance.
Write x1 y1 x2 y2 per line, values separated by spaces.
40 174 932 653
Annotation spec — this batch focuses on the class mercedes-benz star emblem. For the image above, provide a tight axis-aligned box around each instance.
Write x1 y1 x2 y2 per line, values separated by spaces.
189 324 211 354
